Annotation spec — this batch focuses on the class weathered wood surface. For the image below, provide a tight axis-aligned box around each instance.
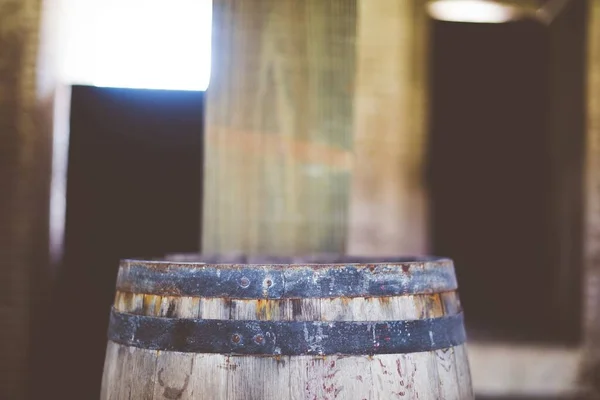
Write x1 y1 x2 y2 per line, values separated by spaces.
203 0 430 257
582 0 600 398
104 294 470 399
347 0 430 256
102 259 472 399
204 0 355 256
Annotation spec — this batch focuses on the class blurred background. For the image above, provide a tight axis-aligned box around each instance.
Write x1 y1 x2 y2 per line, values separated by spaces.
1 0 598 398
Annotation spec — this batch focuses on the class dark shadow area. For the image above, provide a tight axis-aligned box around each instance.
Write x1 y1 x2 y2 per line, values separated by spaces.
429 8 585 345
31 86 203 399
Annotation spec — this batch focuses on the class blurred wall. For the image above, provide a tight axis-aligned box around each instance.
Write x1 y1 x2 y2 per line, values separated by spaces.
430 0 586 345
31 86 204 399
0 0 56 398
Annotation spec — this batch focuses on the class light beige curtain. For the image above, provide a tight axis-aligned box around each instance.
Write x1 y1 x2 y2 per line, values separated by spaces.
0 0 55 398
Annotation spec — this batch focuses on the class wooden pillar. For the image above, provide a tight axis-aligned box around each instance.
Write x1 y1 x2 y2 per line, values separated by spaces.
347 0 430 256
0 0 54 398
204 0 356 255
204 0 429 256
582 0 600 396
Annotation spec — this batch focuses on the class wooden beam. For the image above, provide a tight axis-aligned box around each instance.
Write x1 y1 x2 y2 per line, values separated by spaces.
204 0 356 255
203 0 430 256
347 0 430 256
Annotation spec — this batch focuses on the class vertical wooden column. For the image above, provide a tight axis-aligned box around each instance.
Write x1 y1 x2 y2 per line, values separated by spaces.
582 0 600 396
0 0 54 398
204 0 356 255
204 0 430 256
347 0 430 256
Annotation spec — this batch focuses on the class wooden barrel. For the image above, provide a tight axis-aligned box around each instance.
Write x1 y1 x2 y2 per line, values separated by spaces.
101 256 473 399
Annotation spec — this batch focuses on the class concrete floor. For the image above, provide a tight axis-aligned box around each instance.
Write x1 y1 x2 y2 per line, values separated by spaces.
468 342 581 399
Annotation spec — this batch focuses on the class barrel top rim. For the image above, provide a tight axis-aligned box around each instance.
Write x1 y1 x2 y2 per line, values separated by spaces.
116 256 457 298
120 255 453 269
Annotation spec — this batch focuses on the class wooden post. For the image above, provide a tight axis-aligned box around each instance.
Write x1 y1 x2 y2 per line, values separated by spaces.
347 0 430 256
204 0 357 256
203 0 430 256
582 0 600 397
0 0 54 398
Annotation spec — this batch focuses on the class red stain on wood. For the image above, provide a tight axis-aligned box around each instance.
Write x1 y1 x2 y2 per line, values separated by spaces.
207 127 352 170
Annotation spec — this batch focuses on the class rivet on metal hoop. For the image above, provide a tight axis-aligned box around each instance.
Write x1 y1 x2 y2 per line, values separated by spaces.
239 277 250 288
253 334 264 345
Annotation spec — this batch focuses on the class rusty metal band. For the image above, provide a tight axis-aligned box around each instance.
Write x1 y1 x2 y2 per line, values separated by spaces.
116 261 457 299
107 309 466 355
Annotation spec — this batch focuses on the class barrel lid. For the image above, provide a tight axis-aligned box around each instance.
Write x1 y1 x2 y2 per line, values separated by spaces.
116 255 457 299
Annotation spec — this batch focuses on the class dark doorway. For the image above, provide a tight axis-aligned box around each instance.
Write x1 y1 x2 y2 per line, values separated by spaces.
34 86 204 399
429 3 586 345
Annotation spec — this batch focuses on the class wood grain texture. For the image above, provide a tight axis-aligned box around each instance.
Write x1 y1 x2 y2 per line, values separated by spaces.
112 291 460 322
127 346 159 399
203 0 430 257
153 293 198 399
153 352 195 400
288 356 329 400
101 344 472 399
453 344 474 399
434 347 461 399
203 0 356 256
366 294 471 400
200 297 231 319
115 344 136 400
188 354 228 400
106 341 587 399
228 356 290 400
347 0 430 256
372 352 437 400
101 343 156 400
114 345 159 400
582 1 600 397
100 340 120 399
287 292 325 399
104 289 470 399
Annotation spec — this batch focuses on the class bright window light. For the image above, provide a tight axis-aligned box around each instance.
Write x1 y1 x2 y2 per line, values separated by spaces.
60 0 212 91
427 0 518 24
